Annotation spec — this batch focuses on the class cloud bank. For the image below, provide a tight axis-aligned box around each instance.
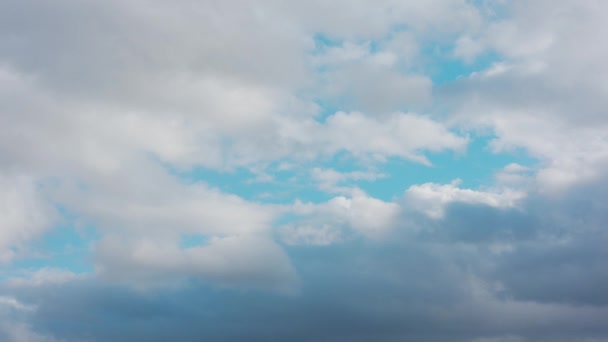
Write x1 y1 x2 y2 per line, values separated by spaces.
2 0 608 341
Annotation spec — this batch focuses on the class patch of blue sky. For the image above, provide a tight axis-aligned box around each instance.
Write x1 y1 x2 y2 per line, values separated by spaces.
179 234 209 249
170 32 518 206
310 98 341 121
421 43 501 85
2 224 96 277
313 26 504 85
312 33 343 48
173 133 538 207
4 205 99 275
309 34 343 72
175 163 333 204
357 135 538 201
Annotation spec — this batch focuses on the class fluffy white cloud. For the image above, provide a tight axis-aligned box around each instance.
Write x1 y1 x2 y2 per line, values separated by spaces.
55 165 278 237
495 163 531 185
444 0 608 193
284 190 401 245
405 180 526 219
318 111 467 164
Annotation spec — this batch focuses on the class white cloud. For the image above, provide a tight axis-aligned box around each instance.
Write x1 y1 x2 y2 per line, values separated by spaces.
473 109 608 193
286 190 401 244
405 180 526 219
311 167 385 194
0 173 56 263
319 111 467 164
6 268 85 288
454 35 485 63
444 0 608 194
55 166 278 237
495 163 532 187
272 0 482 40
0 64 463 283
313 39 431 113
1 0 604 299
2 1 608 340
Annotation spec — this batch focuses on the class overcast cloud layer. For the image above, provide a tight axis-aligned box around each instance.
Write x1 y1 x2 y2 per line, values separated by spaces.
2 0 608 341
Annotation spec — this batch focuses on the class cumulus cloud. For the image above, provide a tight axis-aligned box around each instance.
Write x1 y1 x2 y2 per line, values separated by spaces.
405 179 526 219
282 190 401 245
442 0 608 193
318 112 467 164
0 0 469 302
2 0 608 341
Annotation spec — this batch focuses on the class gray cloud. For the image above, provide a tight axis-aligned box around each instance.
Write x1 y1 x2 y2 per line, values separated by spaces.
1 178 608 341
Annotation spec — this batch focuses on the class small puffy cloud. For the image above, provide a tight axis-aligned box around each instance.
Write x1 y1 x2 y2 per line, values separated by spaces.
405 179 526 219
285 190 401 245
495 163 533 187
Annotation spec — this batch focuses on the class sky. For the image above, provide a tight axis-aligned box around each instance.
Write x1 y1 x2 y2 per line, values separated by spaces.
1 0 608 341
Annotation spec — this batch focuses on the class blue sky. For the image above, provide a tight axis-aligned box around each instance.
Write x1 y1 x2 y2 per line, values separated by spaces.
2 1 608 341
